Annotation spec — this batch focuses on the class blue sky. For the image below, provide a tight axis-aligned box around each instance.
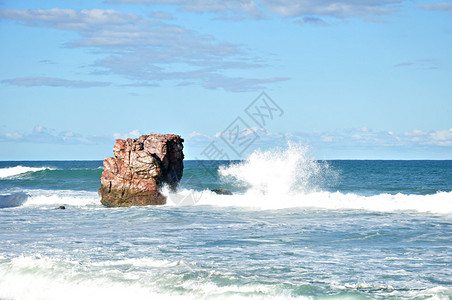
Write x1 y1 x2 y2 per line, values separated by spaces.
0 0 451 160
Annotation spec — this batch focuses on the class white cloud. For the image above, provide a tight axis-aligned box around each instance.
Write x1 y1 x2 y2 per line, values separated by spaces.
0 8 141 29
216 127 452 148
181 0 259 16
0 125 110 145
148 11 174 20
188 131 209 138
322 135 334 142
404 129 427 137
113 130 142 139
63 131 75 137
182 126 452 160
1 77 111 88
429 128 452 145
107 0 404 20
186 131 212 143
419 2 452 11
4 132 22 139
129 129 141 137
34 125 44 133
202 75 289 92
107 0 262 18
2 126 452 156
357 126 371 132
261 0 400 19
0 8 285 92
215 126 272 139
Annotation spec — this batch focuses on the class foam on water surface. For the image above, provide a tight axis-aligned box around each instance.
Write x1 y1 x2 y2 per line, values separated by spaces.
0 192 29 208
165 188 452 214
165 144 452 214
1 148 451 300
0 255 313 300
28 190 99 208
1 255 450 300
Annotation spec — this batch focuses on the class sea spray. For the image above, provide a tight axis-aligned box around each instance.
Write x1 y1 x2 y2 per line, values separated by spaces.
1 160 451 299
218 142 335 195
164 144 452 214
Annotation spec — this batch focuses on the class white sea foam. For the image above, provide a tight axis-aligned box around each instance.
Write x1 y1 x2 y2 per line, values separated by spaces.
0 166 54 179
0 256 187 300
165 143 452 214
0 255 312 300
22 189 100 208
90 257 190 268
219 142 331 194
165 188 452 214
0 255 449 300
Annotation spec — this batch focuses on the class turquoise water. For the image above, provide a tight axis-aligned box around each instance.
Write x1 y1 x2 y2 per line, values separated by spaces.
0 150 451 299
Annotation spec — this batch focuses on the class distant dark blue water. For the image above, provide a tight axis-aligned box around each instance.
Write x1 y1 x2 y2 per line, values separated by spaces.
1 160 451 195
0 150 451 299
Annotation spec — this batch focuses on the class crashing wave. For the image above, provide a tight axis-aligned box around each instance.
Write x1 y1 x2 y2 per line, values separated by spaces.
0 192 29 208
0 166 53 179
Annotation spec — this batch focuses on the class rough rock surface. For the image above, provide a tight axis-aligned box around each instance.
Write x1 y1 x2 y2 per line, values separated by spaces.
99 133 184 207
211 189 233 195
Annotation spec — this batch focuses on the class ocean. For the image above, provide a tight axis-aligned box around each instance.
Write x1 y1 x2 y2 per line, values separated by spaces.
0 145 451 299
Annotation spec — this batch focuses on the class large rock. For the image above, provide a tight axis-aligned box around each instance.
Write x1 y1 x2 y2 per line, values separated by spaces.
99 133 184 207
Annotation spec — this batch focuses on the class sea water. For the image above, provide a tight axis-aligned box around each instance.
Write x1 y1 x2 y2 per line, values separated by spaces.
0 145 451 299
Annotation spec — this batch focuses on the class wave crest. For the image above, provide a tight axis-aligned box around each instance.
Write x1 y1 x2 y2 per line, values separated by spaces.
22 190 100 208
0 192 29 208
166 143 451 214
219 142 336 195
0 166 54 179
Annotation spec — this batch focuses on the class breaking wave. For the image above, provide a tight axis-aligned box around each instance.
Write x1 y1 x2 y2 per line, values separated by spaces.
0 255 189 300
218 142 334 194
0 166 54 179
165 188 452 214
0 192 29 208
165 143 452 214
3 189 101 208
3 255 447 300
0 255 311 300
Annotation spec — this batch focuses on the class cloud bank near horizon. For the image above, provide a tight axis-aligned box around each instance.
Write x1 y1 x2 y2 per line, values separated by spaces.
2 126 451 159
106 0 405 20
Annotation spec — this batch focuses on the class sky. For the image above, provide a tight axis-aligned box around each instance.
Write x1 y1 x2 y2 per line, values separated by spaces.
0 0 451 160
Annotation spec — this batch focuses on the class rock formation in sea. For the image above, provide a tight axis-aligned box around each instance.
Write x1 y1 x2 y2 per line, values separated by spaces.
99 133 184 207
211 189 233 195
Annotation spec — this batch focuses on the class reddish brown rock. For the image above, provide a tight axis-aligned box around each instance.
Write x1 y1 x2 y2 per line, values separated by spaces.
99 133 184 207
